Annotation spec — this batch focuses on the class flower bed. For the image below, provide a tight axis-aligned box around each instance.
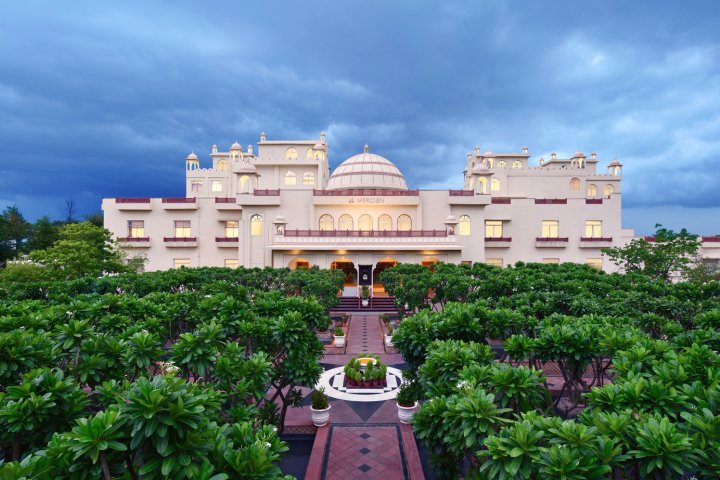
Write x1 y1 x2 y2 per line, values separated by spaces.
343 354 388 388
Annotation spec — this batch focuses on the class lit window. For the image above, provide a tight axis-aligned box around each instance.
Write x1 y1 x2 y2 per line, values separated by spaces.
303 171 315 186
491 178 501 191
174 220 191 237
225 221 238 238
585 220 602 238
543 258 560 264
191 181 202 193
339 214 353 231
217 160 228 171
541 220 559 238
487 157 494 168
306 148 314 159
319 214 334 231
225 259 239 269
173 258 190 269
604 184 614 196
512 160 522 168
397 214 412 231
496 160 506 168
485 220 503 238
285 148 298 160
477 177 487 193
211 181 223 193
378 214 392 231
239 175 249 191
128 220 144 238
486 258 503 267
569 178 580 190
458 215 471 236
285 171 297 186
250 214 263 236
586 184 597 197
359 214 372 231
586 258 602 270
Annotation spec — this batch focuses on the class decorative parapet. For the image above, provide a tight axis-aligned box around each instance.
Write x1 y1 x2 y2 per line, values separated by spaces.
535 198 567 204
272 229 460 250
484 237 512 248
585 198 603 204
491 197 511 204
579 237 613 248
254 189 280 196
162 197 198 210
115 198 152 210
215 237 239 247
117 237 150 248
283 229 448 238
448 189 473 196
535 237 569 248
701 236 720 247
315 189 419 196
163 237 198 247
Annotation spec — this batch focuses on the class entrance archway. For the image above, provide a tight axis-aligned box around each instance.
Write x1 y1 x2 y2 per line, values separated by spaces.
330 258 357 297
421 256 439 272
288 257 312 270
373 256 399 296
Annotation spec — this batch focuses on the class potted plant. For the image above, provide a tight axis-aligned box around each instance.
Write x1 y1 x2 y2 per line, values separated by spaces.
380 313 391 325
333 327 345 347
396 380 419 424
361 285 370 307
310 387 331 427
385 324 394 347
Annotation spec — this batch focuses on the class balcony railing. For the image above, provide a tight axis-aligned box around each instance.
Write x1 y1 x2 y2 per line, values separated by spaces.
536 236 569 241
535 198 567 204
491 197 511 204
254 189 280 196
215 197 236 203
215 237 239 242
485 237 512 242
586 198 603 204
164 237 197 242
115 198 150 203
449 189 473 196
162 197 196 203
283 229 448 238
117 237 150 242
702 236 720 242
313 189 419 196
580 237 613 242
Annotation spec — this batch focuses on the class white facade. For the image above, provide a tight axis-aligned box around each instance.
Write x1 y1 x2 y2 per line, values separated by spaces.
103 132 634 286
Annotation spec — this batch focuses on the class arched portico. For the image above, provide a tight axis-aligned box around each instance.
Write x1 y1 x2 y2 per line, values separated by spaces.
288 257 312 270
330 257 358 297
373 256 399 296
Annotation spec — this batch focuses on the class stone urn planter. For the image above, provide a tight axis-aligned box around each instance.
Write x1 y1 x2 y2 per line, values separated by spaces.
361 299 369 307
333 327 345 347
397 402 418 424
311 405 331 427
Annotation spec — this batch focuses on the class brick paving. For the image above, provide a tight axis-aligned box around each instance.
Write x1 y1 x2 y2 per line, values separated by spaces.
347 314 385 355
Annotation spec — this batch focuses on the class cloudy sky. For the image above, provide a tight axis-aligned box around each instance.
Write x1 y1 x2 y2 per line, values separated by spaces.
1 1 719 234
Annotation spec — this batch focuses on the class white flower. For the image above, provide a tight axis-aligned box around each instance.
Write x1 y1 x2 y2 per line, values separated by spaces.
265 442 272 448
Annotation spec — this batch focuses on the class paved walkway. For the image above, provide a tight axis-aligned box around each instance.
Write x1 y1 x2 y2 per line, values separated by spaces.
322 424 407 479
346 314 385 355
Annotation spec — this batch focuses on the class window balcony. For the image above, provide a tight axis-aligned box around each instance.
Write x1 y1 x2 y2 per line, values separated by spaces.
585 198 603 204
115 198 152 210
535 237 569 248
273 229 460 251
215 197 241 210
535 198 567 204
215 237 239 247
163 236 197 247
162 198 198 210
117 237 150 248
491 197 511 204
702 236 720 248
579 237 613 248
254 189 280 196
484 237 512 248
448 189 473 196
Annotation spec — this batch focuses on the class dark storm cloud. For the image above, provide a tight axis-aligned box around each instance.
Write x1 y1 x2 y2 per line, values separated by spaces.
1 0 719 233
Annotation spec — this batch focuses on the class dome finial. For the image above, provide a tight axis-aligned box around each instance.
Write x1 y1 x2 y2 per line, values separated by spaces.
364 144 369 153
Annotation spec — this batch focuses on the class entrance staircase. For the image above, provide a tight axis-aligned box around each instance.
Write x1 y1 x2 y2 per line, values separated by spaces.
330 296 397 313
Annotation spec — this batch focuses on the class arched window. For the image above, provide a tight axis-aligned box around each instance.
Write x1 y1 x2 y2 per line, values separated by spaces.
250 214 263 236
487 157 494 168
397 214 412 231
239 175 250 192
306 148 314 159
319 214 334 231
586 184 597 197
289 257 311 270
358 214 373 231
217 160 228 171
497 160 506 168
570 178 580 190
478 176 488 193
338 214 353 231
458 215 471 236
285 171 297 186
491 178 501 191
285 148 298 160
604 184 615 196
378 214 392 231
512 160 522 168
303 171 315 186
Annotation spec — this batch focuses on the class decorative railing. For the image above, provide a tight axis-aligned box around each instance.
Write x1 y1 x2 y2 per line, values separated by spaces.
115 198 150 203
535 198 567 204
580 237 613 242
162 197 196 203
215 237 239 242
485 237 512 242
215 197 236 203
702 236 720 242
283 229 448 238
536 236 569 241
586 198 603 204
163 237 197 242
254 189 280 196
448 189 473 196
491 197 511 204
117 237 149 242
313 189 419 196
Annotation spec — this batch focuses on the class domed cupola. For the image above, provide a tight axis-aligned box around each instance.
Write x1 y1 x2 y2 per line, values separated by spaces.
326 145 408 190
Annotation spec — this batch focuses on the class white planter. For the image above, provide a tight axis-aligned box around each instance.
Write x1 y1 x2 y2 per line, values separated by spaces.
361 299 369 307
397 402 418 424
310 405 331 427
385 335 394 347
334 335 345 347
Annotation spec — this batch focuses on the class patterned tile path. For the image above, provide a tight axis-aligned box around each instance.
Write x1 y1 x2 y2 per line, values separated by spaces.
346 314 385 355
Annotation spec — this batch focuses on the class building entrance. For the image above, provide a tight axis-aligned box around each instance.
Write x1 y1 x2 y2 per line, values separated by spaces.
330 259 357 297
373 257 399 296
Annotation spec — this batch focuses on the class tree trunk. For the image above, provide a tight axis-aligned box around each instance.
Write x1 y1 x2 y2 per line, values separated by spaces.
11 433 21 461
126 452 138 479
100 451 112 480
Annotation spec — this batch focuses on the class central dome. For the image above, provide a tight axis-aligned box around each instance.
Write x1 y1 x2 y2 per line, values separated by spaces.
326 145 408 190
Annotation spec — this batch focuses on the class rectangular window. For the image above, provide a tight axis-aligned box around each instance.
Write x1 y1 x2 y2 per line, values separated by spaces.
191 181 202 193
543 258 560 264
128 220 145 238
211 180 223 193
174 220 191 237
225 259 239 269
461 260 472 265
541 220 559 238
586 258 603 270
585 220 602 238
173 258 190 268
485 220 503 238
225 221 239 238
486 258 503 267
